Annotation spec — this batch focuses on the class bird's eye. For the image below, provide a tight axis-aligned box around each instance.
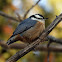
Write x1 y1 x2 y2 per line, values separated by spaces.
34 17 42 19
10 39 11 41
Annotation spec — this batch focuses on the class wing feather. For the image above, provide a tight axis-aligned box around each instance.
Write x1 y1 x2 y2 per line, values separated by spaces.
12 18 37 37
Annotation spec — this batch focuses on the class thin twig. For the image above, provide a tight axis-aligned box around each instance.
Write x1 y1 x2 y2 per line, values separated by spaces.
47 36 62 44
24 0 41 19
47 40 51 62
6 13 62 62
16 12 23 22
0 11 19 21
47 49 50 62
0 0 41 21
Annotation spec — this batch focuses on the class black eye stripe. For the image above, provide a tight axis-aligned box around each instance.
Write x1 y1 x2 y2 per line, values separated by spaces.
30 15 36 18
34 16 43 19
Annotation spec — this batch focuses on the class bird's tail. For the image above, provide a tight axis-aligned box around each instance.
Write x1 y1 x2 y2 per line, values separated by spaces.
6 35 18 45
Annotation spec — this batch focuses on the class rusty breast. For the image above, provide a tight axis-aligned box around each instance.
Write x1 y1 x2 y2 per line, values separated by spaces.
20 21 45 43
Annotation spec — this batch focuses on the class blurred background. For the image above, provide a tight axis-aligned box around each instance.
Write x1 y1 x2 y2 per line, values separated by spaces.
0 0 62 62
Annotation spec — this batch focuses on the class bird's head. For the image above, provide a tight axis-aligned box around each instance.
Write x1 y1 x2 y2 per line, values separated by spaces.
29 14 48 22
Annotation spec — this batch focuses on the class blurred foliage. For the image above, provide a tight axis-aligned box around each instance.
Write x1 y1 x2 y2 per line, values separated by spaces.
47 0 62 38
0 0 62 62
0 0 11 10
48 0 62 15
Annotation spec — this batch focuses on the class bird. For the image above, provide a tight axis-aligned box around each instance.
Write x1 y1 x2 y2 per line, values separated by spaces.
6 14 48 45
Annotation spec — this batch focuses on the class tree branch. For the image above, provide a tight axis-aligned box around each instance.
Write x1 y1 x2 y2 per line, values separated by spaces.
6 13 62 62
0 0 41 22
23 0 41 19
0 40 62 52
0 11 19 22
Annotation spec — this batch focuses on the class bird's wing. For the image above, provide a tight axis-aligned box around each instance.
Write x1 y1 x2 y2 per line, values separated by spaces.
11 18 37 37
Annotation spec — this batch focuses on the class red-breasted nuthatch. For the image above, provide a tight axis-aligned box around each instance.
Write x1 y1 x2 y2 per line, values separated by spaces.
6 14 48 45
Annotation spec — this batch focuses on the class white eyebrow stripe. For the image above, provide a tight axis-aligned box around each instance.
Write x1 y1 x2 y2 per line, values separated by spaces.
35 15 42 18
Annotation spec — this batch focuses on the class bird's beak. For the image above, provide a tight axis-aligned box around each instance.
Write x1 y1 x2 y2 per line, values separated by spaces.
45 18 48 19
44 18 48 20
